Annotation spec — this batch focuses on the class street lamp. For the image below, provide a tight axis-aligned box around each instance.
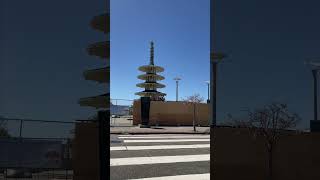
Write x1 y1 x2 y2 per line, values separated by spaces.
312 69 319 121
305 59 320 132
210 52 227 127
209 51 227 178
205 81 210 103
174 77 181 102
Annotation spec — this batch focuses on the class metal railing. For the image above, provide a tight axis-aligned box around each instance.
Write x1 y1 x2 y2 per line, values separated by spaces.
0 117 75 180
110 99 134 127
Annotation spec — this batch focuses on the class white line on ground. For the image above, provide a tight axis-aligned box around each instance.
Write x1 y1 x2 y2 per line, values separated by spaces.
118 134 209 137
128 173 210 180
123 139 209 143
110 144 210 151
110 154 209 166
118 135 209 139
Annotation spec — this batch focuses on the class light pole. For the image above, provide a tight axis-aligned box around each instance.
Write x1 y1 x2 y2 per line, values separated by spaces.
205 81 210 103
209 52 226 178
312 69 319 121
210 52 226 127
174 77 181 102
305 59 320 132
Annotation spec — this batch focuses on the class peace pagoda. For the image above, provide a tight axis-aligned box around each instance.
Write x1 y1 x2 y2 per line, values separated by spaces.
135 42 166 101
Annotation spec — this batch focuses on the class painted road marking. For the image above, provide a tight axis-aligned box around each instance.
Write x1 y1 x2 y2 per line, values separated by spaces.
118 135 209 139
110 154 209 166
110 144 210 151
123 139 209 143
128 173 210 180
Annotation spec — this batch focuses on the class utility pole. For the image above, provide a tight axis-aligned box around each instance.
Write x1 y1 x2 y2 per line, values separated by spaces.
312 69 318 121
19 119 23 139
210 52 226 127
174 77 181 101
210 52 226 178
193 103 196 132
305 59 320 132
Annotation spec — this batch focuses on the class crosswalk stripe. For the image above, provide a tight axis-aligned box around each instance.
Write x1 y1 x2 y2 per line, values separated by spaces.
128 173 210 180
110 154 209 166
123 139 209 143
110 144 210 151
118 135 209 139
118 134 209 136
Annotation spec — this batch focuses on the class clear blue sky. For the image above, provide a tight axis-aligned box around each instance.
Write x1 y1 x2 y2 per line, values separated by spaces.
112 0 320 129
111 0 210 102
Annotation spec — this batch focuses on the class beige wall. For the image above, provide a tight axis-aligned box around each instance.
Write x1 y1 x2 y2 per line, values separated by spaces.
133 100 209 126
213 127 320 180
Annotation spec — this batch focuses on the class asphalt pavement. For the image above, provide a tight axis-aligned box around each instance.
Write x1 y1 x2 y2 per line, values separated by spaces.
110 134 210 180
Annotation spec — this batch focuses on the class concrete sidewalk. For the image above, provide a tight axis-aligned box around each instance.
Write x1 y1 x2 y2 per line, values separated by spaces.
110 126 210 134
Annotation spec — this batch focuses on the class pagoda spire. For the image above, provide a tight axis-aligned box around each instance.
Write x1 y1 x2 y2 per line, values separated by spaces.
150 41 154 65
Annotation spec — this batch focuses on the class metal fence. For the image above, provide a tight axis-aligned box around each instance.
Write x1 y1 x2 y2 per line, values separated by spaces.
110 99 134 127
0 117 75 180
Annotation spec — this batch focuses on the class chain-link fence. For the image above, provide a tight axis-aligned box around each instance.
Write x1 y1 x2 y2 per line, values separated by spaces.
0 117 75 179
110 99 134 127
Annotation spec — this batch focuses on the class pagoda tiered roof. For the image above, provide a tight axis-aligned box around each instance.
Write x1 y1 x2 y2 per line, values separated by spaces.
87 41 110 59
138 65 164 73
136 82 165 88
79 12 110 109
90 13 109 34
135 91 166 97
83 67 110 83
79 93 110 109
137 74 165 81
135 41 166 101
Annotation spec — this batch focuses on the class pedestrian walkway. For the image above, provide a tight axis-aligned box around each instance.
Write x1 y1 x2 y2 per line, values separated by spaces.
110 126 210 134
110 134 210 180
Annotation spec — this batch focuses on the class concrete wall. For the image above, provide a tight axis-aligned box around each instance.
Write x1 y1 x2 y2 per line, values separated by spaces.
72 122 99 180
213 127 320 180
133 100 209 126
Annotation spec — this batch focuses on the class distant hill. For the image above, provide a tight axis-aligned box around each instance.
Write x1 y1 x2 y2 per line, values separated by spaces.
110 104 130 116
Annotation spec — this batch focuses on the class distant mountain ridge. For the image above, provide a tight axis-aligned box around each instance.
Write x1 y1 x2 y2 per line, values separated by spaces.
110 104 130 115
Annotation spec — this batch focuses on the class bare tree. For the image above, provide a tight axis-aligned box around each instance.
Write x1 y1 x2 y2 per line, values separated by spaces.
182 94 204 131
227 103 300 180
158 96 165 101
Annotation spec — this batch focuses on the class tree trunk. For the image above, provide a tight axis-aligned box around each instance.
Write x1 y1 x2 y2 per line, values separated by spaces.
267 143 273 180
193 103 196 132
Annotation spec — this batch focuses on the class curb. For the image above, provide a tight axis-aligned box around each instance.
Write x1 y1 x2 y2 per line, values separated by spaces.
110 126 210 135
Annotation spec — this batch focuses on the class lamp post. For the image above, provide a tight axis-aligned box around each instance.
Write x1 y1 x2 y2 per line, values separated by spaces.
174 77 181 102
210 52 226 127
305 59 320 132
209 52 226 178
205 81 210 103
312 69 319 121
